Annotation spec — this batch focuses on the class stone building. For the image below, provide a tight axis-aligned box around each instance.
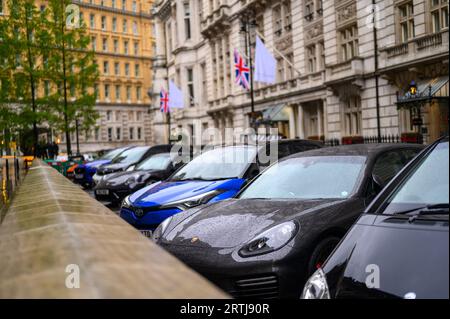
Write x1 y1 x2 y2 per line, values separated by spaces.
151 0 448 145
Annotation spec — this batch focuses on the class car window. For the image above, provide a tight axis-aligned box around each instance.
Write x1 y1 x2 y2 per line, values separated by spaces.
372 151 405 185
381 141 449 214
400 148 420 163
290 143 319 154
239 156 366 200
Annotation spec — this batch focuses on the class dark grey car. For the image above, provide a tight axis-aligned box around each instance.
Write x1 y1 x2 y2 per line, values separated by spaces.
155 144 423 298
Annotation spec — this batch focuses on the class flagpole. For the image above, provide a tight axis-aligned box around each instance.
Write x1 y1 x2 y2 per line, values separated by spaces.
167 111 171 144
241 15 257 132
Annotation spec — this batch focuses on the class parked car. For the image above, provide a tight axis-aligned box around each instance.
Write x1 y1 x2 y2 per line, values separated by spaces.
93 145 173 186
302 137 448 299
120 139 322 236
154 143 423 298
94 152 190 205
74 147 131 188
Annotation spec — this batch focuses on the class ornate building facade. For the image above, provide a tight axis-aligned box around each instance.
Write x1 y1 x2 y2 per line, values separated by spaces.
40 0 156 152
151 0 448 146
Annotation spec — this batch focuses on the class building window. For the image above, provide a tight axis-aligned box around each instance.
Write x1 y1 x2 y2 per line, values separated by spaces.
125 63 130 76
398 2 415 42
112 0 116 8
116 127 121 140
112 17 117 32
113 39 119 53
201 63 207 104
136 86 141 100
90 14 95 28
343 97 362 136
187 68 194 107
91 36 97 50
123 19 128 33
126 86 131 100
106 111 112 121
115 85 121 100
184 2 192 40
103 61 109 74
134 64 140 77
136 111 142 121
318 41 325 70
114 62 120 75
95 128 100 141
339 24 358 61
101 16 106 31
0 1 3 14
273 5 283 37
134 41 139 55
108 128 113 141
137 127 142 140
102 38 108 52
132 0 137 12
124 40 129 54
430 0 449 33
132 21 138 35
283 1 292 30
277 57 285 82
129 127 134 140
122 0 126 10
104 84 110 99
306 44 316 73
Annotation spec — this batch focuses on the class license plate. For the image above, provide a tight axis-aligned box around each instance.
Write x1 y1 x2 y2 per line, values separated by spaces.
140 230 153 238
96 189 109 195
75 174 84 179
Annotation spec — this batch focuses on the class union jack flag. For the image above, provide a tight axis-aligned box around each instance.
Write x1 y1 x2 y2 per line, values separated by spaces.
160 89 169 113
234 49 250 90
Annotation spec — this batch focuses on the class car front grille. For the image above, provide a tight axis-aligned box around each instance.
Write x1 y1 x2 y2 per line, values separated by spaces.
74 167 85 174
229 274 279 299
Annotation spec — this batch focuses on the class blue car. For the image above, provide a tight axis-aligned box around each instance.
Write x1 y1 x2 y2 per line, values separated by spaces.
73 147 130 188
120 140 322 235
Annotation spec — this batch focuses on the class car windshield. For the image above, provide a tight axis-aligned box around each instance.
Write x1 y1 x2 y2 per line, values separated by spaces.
111 147 149 164
170 146 257 181
135 154 172 171
382 141 449 215
101 148 127 161
239 156 366 200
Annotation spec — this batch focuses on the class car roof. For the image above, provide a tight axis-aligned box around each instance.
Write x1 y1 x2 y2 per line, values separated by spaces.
284 143 424 160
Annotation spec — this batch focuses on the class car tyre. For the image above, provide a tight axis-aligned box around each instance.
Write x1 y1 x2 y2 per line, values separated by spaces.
308 236 341 275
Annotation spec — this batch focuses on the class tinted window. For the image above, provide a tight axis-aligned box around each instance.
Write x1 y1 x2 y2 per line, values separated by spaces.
239 156 366 200
101 148 126 160
372 151 405 185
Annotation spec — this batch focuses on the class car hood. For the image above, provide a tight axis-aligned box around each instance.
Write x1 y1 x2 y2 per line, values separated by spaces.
325 215 449 299
97 162 131 173
129 179 246 208
101 169 163 186
162 198 345 249
85 159 110 169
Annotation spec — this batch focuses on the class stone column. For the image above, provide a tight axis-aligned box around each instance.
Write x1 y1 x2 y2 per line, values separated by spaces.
317 103 323 138
297 104 305 139
288 105 297 139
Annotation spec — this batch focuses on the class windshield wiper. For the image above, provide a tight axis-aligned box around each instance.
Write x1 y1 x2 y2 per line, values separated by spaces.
393 203 449 219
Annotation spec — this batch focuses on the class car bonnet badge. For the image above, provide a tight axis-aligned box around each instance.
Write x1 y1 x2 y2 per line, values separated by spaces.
191 236 200 243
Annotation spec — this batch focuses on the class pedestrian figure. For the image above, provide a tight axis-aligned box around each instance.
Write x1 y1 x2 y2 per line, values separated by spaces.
52 141 59 159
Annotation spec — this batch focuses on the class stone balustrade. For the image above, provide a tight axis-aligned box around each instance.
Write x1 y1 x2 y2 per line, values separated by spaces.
0 160 228 299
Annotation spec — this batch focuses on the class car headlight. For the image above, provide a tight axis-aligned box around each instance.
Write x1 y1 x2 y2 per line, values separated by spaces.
238 221 298 257
152 216 173 242
122 195 132 209
301 268 331 299
162 189 225 210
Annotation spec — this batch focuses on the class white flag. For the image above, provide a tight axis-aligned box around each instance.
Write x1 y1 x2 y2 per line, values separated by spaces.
254 36 277 84
169 80 184 109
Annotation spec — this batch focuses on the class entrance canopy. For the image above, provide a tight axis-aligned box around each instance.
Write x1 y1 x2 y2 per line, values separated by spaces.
397 76 449 108
260 104 289 123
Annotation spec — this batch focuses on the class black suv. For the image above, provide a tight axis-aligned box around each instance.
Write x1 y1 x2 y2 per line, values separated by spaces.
302 137 449 299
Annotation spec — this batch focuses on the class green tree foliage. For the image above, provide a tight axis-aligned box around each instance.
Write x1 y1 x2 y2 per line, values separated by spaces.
0 0 99 155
